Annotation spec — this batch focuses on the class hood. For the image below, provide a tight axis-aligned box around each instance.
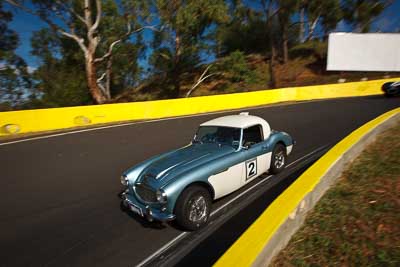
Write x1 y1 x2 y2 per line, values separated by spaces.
136 143 234 187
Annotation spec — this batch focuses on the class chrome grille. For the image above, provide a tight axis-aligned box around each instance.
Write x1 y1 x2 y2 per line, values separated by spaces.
135 184 156 203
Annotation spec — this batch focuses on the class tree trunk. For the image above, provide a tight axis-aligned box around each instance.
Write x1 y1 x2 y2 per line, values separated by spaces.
264 0 276 89
268 47 276 89
267 23 276 88
299 6 305 43
86 55 106 104
306 16 319 41
282 23 289 64
105 55 112 99
173 31 182 97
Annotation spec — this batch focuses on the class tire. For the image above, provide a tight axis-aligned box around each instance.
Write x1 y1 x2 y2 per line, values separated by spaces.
175 185 212 231
270 143 287 174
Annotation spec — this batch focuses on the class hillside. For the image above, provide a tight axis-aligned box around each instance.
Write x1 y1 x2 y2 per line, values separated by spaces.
114 42 399 103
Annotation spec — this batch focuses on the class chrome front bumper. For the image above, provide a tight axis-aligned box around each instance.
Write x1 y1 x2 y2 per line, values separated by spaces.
121 191 175 222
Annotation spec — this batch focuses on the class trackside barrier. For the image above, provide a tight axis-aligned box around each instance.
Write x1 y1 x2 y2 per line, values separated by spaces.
0 78 397 136
214 107 400 267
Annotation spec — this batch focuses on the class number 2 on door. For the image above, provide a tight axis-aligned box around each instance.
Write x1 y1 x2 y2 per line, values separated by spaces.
246 158 257 180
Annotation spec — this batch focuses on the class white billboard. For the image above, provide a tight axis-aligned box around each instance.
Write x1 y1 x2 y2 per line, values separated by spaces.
327 33 400 71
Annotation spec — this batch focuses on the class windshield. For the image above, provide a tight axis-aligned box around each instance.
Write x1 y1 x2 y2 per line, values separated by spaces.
194 126 241 149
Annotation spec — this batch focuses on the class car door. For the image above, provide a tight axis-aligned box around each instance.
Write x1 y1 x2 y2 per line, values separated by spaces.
208 157 245 199
241 125 270 184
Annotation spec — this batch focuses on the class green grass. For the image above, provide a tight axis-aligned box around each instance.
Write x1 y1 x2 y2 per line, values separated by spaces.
272 124 400 267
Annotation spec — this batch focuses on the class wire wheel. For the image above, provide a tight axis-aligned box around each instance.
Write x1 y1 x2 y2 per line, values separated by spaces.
175 185 212 231
188 196 208 223
270 144 287 174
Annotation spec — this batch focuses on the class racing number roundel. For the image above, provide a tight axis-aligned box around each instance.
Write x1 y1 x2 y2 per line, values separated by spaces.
246 158 257 180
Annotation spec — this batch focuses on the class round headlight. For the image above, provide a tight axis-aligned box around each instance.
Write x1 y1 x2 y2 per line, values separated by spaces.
156 189 167 203
120 175 128 186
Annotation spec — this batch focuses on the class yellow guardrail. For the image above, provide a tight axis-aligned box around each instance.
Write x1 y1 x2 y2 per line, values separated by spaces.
0 78 396 136
214 107 400 267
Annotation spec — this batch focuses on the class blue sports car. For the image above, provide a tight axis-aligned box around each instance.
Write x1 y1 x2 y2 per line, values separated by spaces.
120 112 294 230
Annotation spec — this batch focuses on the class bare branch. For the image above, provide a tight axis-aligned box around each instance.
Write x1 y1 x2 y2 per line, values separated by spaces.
96 71 111 99
59 30 88 55
94 24 161 64
97 79 107 95
55 1 87 26
186 65 217 97
94 39 122 63
132 25 164 33
91 0 102 32
97 72 107 84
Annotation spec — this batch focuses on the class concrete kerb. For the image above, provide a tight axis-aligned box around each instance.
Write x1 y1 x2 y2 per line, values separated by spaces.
251 112 400 267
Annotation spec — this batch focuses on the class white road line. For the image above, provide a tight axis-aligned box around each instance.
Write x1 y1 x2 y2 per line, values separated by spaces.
136 232 188 267
0 99 320 147
135 145 329 267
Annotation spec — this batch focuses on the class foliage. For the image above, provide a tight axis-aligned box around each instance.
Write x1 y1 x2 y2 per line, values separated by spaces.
150 0 228 97
220 51 257 83
5 0 148 104
216 3 269 55
289 40 328 60
343 0 386 33
0 0 31 109
306 0 343 36
1 0 395 109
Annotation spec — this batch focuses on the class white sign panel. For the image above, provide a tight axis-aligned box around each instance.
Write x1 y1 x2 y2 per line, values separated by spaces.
327 33 400 71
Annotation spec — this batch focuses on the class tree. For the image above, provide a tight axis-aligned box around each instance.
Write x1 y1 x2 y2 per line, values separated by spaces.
305 0 342 40
5 0 151 104
30 28 91 107
216 1 270 55
0 0 31 109
277 0 297 63
150 0 228 97
343 0 386 33
259 0 279 88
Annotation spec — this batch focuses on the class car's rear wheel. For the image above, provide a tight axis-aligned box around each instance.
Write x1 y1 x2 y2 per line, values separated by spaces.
175 185 211 231
270 143 287 174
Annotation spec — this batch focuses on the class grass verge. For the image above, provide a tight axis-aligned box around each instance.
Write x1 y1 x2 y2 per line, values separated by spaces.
272 124 400 267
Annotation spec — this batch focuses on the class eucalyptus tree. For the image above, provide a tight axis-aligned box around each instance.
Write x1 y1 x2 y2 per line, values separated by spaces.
150 0 228 97
304 0 342 40
5 0 151 104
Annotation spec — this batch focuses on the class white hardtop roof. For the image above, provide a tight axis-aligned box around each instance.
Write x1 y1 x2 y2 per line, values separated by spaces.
201 113 267 129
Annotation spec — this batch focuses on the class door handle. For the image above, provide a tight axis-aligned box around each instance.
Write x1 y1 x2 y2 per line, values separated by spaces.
262 145 268 151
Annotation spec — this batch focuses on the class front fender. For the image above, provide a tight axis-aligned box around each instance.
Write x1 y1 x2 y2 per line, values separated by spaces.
162 170 213 213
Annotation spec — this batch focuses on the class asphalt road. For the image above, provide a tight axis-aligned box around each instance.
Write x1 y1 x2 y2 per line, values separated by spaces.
0 96 398 267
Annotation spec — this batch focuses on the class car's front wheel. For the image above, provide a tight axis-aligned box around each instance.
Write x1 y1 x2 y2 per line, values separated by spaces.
270 143 287 174
175 185 211 231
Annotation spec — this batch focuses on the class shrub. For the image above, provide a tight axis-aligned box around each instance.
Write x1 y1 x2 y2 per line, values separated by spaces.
221 51 257 83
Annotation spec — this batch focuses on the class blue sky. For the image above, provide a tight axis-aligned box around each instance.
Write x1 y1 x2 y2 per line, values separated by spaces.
6 0 400 70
